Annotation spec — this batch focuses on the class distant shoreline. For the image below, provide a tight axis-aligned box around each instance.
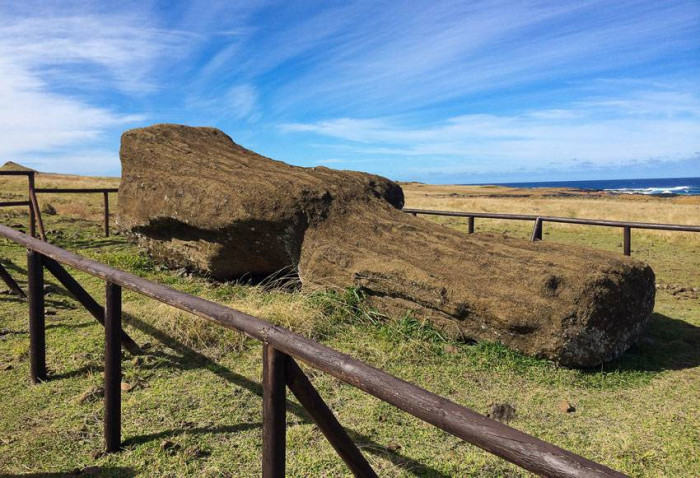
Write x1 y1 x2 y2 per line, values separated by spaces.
459 177 700 196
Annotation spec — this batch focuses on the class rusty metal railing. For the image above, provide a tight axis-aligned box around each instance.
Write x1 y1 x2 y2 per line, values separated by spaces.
0 223 626 477
403 208 700 256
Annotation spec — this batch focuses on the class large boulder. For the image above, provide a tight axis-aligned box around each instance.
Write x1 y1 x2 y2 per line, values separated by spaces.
118 124 655 367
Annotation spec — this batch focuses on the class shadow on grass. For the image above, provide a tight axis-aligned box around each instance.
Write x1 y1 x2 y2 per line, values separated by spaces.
52 238 125 251
50 363 102 381
0 467 135 477
124 422 262 447
1 258 26 275
122 311 451 478
597 312 700 372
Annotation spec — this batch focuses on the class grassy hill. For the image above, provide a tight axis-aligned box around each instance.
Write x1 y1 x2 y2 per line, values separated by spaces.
0 175 698 476
0 161 36 172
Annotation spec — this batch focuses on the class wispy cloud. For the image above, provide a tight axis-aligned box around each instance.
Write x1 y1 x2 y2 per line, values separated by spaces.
0 57 142 156
186 84 260 122
260 0 700 115
0 5 197 171
0 1 698 181
282 86 700 178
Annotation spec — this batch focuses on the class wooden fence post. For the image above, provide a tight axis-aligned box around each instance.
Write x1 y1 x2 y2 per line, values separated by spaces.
262 344 287 478
623 226 631 256
27 249 46 383
467 216 475 234
104 282 122 452
103 192 110 237
531 218 543 241
27 173 46 241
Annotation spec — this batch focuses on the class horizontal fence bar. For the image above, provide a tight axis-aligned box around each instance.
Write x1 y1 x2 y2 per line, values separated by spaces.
0 223 623 477
0 200 31 208
405 208 535 221
0 171 34 176
34 188 119 194
403 208 700 232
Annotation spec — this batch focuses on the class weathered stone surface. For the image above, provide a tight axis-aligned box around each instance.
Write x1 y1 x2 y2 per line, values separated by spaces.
118 124 402 279
118 124 655 367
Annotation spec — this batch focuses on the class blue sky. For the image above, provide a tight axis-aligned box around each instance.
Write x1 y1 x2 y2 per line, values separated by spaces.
1 0 699 183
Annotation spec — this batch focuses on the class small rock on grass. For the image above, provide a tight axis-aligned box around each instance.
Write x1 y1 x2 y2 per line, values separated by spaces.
70 466 101 476
90 450 105 460
559 400 576 413
443 344 459 354
487 403 516 423
43 284 59 295
77 386 103 404
41 203 57 215
386 441 402 452
161 440 182 455
184 445 211 460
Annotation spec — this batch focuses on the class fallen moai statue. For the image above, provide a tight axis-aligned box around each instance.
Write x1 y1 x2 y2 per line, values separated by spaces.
117 124 655 367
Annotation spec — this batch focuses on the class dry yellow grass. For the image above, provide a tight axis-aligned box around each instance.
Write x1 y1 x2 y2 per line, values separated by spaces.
123 284 329 359
0 172 120 222
402 183 700 244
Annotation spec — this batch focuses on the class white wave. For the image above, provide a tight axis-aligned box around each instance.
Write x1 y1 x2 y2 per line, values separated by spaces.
604 186 691 195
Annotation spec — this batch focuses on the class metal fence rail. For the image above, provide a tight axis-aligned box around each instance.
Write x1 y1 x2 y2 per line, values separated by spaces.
403 208 700 256
0 223 625 477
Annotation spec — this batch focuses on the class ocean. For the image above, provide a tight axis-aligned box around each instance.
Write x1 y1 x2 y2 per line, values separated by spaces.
476 177 700 196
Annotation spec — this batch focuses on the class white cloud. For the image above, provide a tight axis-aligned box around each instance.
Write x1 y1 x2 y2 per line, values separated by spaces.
282 88 700 174
0 8 194 170
19 150 123 177
0 57 141 157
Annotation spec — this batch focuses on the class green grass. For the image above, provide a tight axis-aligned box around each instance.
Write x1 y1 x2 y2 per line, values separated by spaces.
0 208 698 477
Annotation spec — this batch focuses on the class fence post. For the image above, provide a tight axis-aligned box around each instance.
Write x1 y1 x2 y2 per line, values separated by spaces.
27 249 46 383
467 216 475 234
262 344 287 478
27 172 46 241
28 175 36 239
104 282 122 452
623 226 631 256
531 218 543 241
103 192 110 237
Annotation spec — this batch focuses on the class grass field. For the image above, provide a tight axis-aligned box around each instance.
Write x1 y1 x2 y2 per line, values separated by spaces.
0 174 698 477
